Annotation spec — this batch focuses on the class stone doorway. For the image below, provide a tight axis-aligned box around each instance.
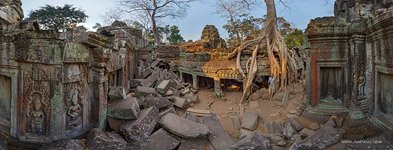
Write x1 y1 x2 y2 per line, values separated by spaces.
221 79 243 92
319 67 345 102
378 73 393 115
0 75 11 133
198 76 214 89
182 73 193 85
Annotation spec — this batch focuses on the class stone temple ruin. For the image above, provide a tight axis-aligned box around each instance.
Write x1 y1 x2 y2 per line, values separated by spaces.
0 0 393 150
0 0 145 144
156 25 292 98
305 0 393 131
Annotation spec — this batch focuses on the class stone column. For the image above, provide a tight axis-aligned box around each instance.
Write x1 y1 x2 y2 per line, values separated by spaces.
214 78 223 97
91 67 107 129
91 47 111 129
192 74 199 90
351 34 366 106
179 72 184 82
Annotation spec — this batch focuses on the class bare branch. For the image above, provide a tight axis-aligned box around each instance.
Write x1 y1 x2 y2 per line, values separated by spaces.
115 0 198 44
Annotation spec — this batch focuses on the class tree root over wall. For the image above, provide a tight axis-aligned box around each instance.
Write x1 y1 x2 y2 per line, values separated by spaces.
227 0 297 104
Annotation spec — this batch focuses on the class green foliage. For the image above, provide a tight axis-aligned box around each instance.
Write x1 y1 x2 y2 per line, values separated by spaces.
285 29 305 49
145 25 185 45
277 17 293 37
145 25 170 46
167 25 185 44
223 14 302 48
223 14 264 47
28 4 88 32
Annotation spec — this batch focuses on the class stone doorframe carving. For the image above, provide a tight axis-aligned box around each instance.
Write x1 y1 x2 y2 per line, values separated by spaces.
0 67 19 137
314 60 347 105
374 65 393 115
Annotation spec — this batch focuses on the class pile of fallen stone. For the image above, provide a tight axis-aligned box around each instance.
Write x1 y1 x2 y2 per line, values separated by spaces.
261 115 344 150
39 105 273 150
38 59 345 150
39 67 274 150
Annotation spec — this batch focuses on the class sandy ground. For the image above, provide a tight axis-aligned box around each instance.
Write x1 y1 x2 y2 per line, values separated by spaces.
190 86 315 139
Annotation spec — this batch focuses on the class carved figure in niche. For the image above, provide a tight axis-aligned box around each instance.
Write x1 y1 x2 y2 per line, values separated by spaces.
353 2 362 20
30 93 45 135
67 89 82 129
66 65 80 82
357 74 365 97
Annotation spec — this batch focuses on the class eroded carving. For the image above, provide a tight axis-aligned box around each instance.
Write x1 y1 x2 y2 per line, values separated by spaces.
29 92 47 136
67 89 82 130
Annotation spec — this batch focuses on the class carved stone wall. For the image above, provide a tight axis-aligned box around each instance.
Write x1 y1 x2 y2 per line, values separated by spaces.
0 0 23 30
306 17 350 106
0 17 144 143
306 0 393 116
99 22 145 91
0 0 147 144
367 8 393 115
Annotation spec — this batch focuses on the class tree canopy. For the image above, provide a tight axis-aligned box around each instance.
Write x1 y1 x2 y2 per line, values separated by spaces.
285 29 305 49
223 14 303 49
215 0 257 45
116 0 197 45
144 25 185 45
166 25 185 44
28 4 88 32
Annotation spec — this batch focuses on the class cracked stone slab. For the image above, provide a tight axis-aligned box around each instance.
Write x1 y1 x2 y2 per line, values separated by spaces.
140 128 180 150
119 107 160 142
241 112 259 131
107 97 140 120
86 128 127 150
202 114 236 150
159 113 209 138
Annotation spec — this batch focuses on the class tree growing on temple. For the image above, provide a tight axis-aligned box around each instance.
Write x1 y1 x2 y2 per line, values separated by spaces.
28 4 88 32
227 0 297 103
116 0 197 45
222 13 297 48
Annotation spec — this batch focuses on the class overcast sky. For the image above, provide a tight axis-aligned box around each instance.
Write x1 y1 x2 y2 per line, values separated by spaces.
21 0 334 41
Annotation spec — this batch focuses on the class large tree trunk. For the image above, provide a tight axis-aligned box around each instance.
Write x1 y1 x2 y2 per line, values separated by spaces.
231 0 297 104
150 0 162 45
151 16 162 45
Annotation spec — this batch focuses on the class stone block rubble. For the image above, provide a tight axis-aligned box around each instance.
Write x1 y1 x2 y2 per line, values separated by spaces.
36 58 390 149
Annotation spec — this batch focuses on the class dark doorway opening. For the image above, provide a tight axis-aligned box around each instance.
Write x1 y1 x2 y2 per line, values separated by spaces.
198 76 214 89
319 67 345 102
379 73 393 115
0 75 11 133
183 73 193 85
221 79 243 92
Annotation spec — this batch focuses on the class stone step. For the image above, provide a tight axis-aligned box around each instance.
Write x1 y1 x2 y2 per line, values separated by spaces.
305 104 348 116
369 114 393 131
319 99 342 105
374 114 393 131
348 109 366 120
317 103 347 110
358 99 372 113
